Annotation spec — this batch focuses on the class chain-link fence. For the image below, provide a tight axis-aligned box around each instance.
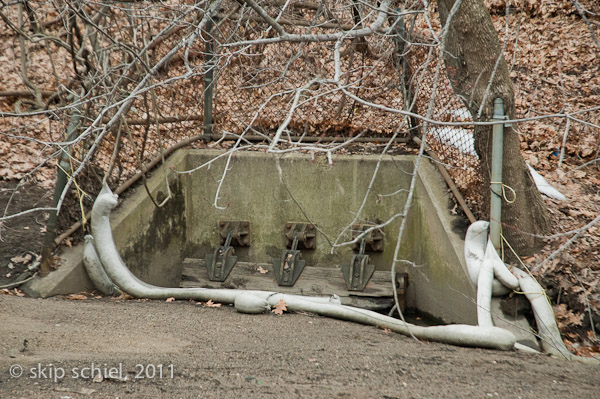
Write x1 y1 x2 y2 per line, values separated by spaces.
54 1 479 234
404 36 483 211
81 2 413 187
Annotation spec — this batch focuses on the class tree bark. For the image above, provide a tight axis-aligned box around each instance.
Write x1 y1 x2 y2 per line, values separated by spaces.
437 0 550 255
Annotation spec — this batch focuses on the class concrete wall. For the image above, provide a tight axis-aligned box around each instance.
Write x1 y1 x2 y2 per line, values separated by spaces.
182 150 476 324
409 161 477 324
26 149 478 324
24 151 189 297
183 150 413 270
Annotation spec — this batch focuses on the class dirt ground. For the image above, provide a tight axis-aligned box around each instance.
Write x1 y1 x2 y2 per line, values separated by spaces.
0 295 598 399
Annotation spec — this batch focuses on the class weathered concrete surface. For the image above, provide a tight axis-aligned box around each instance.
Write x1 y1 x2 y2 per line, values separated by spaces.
108 162 184 288
22 243 94 298
108 150 187 287
23 151 188 298
182 150 476 324
404 160 478 324
183 150 412 271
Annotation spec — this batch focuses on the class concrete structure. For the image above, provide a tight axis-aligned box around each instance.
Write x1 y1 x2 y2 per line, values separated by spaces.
23 149 533 342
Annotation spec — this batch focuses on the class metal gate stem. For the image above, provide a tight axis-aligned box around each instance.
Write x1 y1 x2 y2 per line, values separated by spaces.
490 98 505 251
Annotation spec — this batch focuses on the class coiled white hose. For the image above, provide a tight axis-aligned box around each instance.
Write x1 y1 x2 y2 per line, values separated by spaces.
83 235 122 296
465 222 599 363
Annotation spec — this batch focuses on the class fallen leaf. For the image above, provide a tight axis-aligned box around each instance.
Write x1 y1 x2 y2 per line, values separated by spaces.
67 294 88 300
166 297 175 303
257 266 268 274
114 293 134 300
204 299 221 307
565 311 584 326
10 254 32 263
380 327 392 335
271 299 288 315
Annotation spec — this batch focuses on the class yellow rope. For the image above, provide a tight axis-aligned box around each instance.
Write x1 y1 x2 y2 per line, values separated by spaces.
501 233 553 305
490 181 517 204
57 159 89 228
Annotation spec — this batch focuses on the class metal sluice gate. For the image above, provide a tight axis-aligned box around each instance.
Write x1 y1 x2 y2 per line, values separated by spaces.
184 220 408 311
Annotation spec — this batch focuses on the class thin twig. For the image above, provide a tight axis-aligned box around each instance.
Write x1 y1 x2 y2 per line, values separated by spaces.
532 213 600 273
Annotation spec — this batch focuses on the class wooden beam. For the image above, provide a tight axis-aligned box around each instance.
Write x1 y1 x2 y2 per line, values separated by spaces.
181 258 395 302
182 258 395 310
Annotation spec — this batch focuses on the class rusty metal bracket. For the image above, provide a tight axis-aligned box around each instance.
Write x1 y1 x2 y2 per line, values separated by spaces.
273 230 306 286
219 220 250 247
351 224 384 252
204 221 250 281
343 238 375 291
284 223 316 249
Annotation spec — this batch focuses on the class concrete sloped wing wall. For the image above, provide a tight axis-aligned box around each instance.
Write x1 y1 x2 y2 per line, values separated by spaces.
23 150 189 297
110 150 188 288
410 161 477 325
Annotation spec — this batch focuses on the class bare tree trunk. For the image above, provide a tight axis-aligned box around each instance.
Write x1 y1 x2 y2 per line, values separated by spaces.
437 0 550 255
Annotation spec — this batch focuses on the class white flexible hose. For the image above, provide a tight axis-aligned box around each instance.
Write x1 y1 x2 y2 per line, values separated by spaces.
477 238 521 327
90 183 516 351
476 243 495 327
485 239 519 290
515 268 599 364
465 221 599 363
464 221 511 296
511 268 571 357
83 235 122 296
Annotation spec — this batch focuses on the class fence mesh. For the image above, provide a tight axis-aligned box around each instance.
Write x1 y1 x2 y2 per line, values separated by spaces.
405 38 483 210
2 1 479 233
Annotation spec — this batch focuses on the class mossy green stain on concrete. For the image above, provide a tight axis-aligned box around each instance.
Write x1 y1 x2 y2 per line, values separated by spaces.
119 178 186 287
109 151 188 288
183 151 413 271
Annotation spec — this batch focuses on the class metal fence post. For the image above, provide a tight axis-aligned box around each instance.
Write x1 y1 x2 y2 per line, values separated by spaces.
203 17 215 141
490 98 504 251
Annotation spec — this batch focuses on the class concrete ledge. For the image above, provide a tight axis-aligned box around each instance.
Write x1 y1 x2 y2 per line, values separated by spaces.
22 243 93 298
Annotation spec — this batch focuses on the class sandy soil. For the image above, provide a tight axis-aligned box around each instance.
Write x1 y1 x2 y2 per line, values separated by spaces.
0 295 598 399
